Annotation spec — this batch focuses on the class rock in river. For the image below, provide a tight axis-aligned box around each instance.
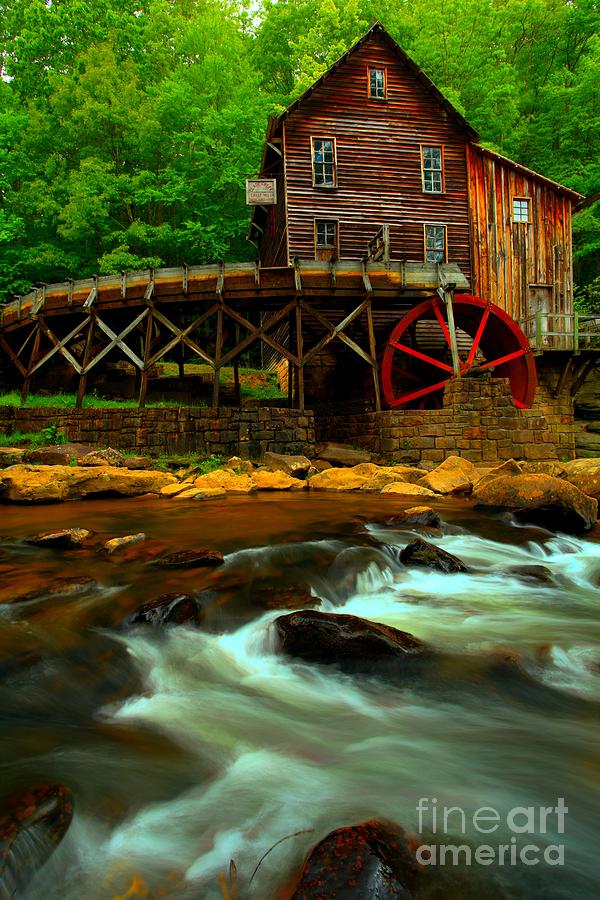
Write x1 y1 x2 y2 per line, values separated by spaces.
274 610 426 669
399 538 468 573
473 473 598 532
153 549 224 569
26 528 92 549
289 819 419 899
0 464 176 503
128 592 203 627
0 784 73 898
387 506 441 529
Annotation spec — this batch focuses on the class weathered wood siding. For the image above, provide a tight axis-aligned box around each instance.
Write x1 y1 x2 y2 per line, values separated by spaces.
282 33 471 278
466 145 574 325
258 169 288 267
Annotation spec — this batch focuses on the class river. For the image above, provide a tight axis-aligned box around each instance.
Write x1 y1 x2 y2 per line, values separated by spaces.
1 494 599 899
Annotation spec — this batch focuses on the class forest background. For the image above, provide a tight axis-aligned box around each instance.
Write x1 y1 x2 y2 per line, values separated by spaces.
0 0 598 307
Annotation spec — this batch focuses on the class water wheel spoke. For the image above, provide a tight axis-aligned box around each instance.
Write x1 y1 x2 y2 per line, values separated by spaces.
431 298 453 348
389 378 449 408
478 348 528 370
465 306 491 367
388 340 454 373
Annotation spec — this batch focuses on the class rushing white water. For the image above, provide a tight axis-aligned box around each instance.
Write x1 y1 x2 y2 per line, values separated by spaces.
15 515 600 899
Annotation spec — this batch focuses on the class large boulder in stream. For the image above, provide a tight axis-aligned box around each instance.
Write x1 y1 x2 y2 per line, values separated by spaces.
0 464 176 502
563 458 600 501
289 819 419 899
274 610 426 669
399 538 468 573
0 784 73 898
417 454 477 494
473 473 598 532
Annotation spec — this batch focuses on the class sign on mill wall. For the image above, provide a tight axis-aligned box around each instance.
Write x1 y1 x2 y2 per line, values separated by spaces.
246 179 277 205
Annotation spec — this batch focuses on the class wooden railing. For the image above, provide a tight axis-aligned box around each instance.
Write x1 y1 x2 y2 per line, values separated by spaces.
519 312 600 352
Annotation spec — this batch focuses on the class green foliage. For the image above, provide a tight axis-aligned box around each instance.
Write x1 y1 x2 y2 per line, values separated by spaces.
0 0 597 302
37 423 67 446
196 454 225 475
0 390 204 409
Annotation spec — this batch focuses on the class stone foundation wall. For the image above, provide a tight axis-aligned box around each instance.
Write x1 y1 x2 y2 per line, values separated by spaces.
0 406 315 458
316 373 573 464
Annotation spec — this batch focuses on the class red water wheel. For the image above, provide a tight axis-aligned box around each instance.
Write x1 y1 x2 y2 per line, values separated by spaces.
381 294 536 409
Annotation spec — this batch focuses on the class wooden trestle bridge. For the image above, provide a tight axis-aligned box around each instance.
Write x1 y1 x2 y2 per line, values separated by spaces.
0 260 478 410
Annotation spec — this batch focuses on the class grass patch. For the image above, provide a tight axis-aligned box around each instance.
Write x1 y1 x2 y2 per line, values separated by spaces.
0 431 39 447
0 391 205 409
156 363 286 401
0 424 67 448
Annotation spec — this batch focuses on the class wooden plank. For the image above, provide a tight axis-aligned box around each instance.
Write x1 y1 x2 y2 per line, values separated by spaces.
21 325 41 402
76 315 96 409
571 357 596 397
301 298 374 367
148 304 219 368
219 300 300 367
0 333 27 377
212 307 223 407
553 357 573 398
296 300 304 412
138 310 154 408
366 300 381 411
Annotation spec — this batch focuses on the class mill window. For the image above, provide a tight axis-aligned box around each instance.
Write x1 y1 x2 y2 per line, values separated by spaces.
369 68 386 99
311 137 337 187
513 198 530 223
422 146 443 193
425 224 446 263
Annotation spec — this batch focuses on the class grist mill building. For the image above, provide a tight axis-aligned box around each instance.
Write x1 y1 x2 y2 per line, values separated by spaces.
0 23 593 463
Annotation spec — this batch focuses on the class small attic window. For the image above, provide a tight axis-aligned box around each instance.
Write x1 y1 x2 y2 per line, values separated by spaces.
368 68 386 99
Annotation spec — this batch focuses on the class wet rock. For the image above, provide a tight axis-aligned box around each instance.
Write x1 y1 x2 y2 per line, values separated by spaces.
473 458 524 490
563 458 600 501
193 470 256 494
506 564 554 585
380 482 436 497
289 819 419 900
399 538 468 573
160 482 192 498
417 455 477 494
275 610 425 667
102 533 146 555
26 527 92 549
251 470 307 491
0 464 176 502
387 506 441 528
317 443 372 467
7 576 98 605
263 451 311 479
473 473 598 532
359 471 402 492
308 467 368 491
78 447 124 467
521 460 567 478
128 592 203 627
310 459 332 472
154 549 224 569
386 465 429 483
0 784 74 899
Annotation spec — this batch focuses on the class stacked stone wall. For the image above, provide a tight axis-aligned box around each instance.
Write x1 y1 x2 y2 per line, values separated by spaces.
0 406 315 459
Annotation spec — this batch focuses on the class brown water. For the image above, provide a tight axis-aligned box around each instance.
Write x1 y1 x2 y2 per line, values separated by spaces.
1 494 599 899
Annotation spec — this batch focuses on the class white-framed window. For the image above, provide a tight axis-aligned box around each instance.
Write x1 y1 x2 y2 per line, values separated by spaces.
368 67 386 99
421 146 444 193
425 224 446 263
513 197 530 223
311 137 337 186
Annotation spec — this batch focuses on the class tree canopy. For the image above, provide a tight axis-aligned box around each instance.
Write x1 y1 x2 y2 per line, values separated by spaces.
0 0 598 303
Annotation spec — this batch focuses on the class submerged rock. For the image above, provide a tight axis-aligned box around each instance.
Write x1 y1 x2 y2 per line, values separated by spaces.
128 592 203 627
0 784 73 898
0 465 176 503
8 576 98 605
26 528 92 549
251 585 318 610
275 610 425 668
506 564 554 585
473 473 598 532
289 819 419 899
154 549 224 569
399 538 468 573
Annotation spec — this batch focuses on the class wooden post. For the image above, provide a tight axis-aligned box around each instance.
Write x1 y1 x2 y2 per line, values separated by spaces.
295 299 304 412
233 324 241 406
76 315 95 409
442 289 461 377
212 306 223 407
366 299 381 411
21 323 41 403
138 310 154 409
178 339 185 378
